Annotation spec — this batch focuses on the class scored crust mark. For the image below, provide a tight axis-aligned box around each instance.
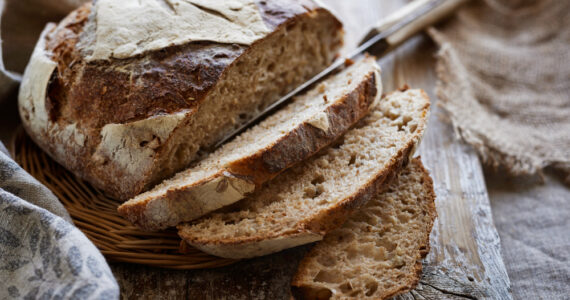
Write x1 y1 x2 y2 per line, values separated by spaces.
291 158 437 300
118 57 381 231
19 0 344 200
177 88 431 259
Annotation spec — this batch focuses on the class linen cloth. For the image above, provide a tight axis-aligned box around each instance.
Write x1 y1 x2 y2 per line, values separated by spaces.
429 0 570 299
0 147 119 299
486 172 569 299
0 0 119 298
428 0 570 181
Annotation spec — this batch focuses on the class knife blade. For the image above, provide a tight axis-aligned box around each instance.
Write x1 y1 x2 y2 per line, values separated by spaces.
213 0 469 149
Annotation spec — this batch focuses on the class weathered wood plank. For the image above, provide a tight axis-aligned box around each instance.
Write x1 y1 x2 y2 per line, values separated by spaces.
112 1 512 299
368 3 512 300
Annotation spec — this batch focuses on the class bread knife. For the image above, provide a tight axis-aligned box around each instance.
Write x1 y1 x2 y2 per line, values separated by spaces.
214 0 469 149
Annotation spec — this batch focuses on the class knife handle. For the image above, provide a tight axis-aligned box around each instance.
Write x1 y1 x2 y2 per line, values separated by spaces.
359 0 470 57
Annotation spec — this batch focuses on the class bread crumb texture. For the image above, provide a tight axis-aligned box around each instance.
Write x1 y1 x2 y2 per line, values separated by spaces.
118 57 380 230
177 88 430 259
292 158 436 300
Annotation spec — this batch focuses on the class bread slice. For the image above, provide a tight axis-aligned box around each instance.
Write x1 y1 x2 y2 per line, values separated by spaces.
118 57 382 230
177 88 430 259
291 158 436 300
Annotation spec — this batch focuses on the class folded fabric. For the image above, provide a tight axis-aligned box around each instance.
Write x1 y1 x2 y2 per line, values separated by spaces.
0 144 119 299
429 0 570 180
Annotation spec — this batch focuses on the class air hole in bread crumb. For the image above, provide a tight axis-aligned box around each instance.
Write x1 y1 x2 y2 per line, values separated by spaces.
339 282 353 293
304 186 316 198
348 154 356 166
364 281 378 296
267 63 275 72
213 53 229 59
311 176 325 185
314 270 339 283
314 186 324 199
314 288 332 300
409 123 418 133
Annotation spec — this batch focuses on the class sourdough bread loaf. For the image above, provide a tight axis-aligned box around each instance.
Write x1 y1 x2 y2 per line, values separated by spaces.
291 158 437 300
177 88 430 259
18 0 343 200
118 57 381 231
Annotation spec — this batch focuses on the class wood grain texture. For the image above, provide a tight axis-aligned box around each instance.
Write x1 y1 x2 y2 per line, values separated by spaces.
112 1 512 299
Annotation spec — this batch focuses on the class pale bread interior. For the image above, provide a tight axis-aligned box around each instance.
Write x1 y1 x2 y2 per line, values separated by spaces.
178 89 429 255
151 10 343 183
127 58 378 202
292 158 436 300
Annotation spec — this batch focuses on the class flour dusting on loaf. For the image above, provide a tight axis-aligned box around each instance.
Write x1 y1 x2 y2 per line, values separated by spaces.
18 0 344 200
19 24 57 135
84 0 270 61
94 110 190 177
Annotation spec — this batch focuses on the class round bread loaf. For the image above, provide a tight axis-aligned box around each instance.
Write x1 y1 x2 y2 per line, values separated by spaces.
18 0 343 200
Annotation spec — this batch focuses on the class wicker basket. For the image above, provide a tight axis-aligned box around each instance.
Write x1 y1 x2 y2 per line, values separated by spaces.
13 130 236 269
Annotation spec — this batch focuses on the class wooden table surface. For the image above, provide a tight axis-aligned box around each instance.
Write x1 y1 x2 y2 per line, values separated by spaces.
111 1 513 299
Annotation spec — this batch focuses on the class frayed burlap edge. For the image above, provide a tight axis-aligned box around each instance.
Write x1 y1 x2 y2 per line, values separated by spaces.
427 28 570 184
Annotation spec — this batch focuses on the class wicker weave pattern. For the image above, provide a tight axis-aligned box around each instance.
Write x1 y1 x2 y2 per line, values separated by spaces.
14 130 236 269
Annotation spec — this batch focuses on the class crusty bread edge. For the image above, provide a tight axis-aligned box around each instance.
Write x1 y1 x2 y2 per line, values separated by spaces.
118 172 256 231
119 61 380 231
178 89 431 258
20 3 344 201
290 157 438 299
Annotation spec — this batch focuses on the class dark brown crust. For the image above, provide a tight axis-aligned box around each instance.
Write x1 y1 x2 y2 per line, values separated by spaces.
180 90 431 247
118 61 378 230
291 158 438 300
22 0 343 200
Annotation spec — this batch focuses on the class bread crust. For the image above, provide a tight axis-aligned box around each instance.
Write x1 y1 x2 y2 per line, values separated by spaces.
18 0 343 200
291 158 437 300
177 89 431 258
118 64 380 230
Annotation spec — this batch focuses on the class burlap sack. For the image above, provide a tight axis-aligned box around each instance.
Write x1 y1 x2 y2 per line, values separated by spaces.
428 0 570 183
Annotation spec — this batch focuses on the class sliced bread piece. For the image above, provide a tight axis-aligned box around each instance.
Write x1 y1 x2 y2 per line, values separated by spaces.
118 57 381 230
177 88 430 259
291 158 436 300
